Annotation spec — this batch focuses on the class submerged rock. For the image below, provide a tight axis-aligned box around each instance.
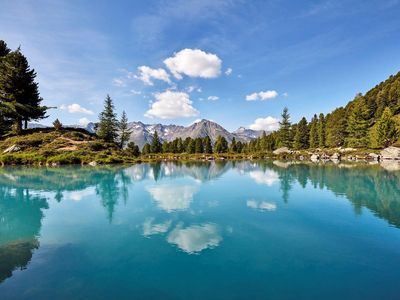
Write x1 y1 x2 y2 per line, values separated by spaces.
380 146 400 160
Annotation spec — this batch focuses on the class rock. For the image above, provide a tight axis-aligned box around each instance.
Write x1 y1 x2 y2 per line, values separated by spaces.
310 154 319 161
368 153 380 161
3 144 21 154
380 146 400 160
51 162 59 167
88 161 97 166
331 153 341 160
273 147 291 155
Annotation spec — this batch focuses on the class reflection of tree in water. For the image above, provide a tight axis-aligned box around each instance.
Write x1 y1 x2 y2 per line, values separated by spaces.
95 168 132 223
270 162 400 228
0 186 48 283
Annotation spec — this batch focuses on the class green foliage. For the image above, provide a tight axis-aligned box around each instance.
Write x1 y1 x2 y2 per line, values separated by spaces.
195 137 204 153
150 131 162 153
278 107 291 148
309 114 319 148
0 42 47 134
318 113 325 148
293 117 309 150
125 142 140 157
346 97 370 148
325 108 347 147
118 110 131 149
204 136 213 154
142 143 151 155
53 119 62 131
97 95 118 143
374 107 399 148
214 136 228 153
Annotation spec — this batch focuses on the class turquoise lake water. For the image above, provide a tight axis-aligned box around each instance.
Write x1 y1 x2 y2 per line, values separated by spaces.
0 161 400 299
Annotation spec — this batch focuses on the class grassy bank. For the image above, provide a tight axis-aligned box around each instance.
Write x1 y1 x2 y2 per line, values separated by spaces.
0 129 389 166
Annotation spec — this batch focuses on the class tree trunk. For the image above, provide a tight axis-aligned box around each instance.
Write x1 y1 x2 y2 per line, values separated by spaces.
15 117 22 135
24 119 28 129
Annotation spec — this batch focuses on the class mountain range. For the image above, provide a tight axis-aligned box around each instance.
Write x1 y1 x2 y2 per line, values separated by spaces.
29 119 264 149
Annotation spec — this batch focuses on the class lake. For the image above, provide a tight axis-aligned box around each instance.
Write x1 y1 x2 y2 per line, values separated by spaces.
1 161 400 299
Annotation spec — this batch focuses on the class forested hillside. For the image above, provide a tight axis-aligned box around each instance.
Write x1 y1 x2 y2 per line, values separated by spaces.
247 71 400 152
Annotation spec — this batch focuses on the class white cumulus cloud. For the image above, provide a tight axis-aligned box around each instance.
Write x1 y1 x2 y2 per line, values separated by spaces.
246 90 278 101
225 67 233 75
135 65 171 86
164 48 222 79
78 117 90 126
207 95 219 101
249 116 279 131
145 90 199 119
61 103 94 115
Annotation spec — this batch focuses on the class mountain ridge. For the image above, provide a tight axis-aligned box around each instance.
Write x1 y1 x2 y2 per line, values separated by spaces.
28 119 265 149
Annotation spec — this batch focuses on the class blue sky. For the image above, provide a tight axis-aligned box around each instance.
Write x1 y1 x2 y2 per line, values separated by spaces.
1 0 399 131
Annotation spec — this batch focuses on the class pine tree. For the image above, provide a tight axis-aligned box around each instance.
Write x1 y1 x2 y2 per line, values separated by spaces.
278 107 291 148
204 136 213 154
214 136 228 153
151 131 162 153
0 47 47 133
318 113 326 148
187 138 196 154
126 142 140 157
195 137 204 153
346 98 370 148
97 95 119 143
294 117 309 149
0 41 11 136
309 114 319 148
0 40 11 57
375 107 398 147
118 110 131 149
53 119 62 131
325 108 347 147
230 137 237 152
142 143 151 155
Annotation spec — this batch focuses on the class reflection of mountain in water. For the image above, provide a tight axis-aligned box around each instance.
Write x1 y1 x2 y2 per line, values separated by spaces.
123 161 231 182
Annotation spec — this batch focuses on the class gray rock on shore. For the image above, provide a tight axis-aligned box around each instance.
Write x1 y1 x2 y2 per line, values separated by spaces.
380 146 400 160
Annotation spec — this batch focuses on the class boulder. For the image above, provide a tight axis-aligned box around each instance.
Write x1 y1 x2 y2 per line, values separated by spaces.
310 154 319 161
3 144 21 154
273 147 291 155
380 146 400 160
331 153 341 160
88 161 97 166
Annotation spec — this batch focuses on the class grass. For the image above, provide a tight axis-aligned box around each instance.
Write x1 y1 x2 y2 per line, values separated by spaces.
0 129 396 166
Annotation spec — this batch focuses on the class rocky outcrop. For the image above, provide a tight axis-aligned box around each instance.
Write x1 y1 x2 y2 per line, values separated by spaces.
273 147 291 155
2 145 21 154
380 147 400 160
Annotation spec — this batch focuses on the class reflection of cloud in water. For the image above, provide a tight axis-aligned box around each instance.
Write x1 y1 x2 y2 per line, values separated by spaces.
66 188 95 202
249 170 279 186
146 185 198 212
143 218 171 237
247 200 277 211
167 223 222 254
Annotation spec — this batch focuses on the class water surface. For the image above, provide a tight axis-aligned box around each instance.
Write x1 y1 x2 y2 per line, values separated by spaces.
1 161 400 299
